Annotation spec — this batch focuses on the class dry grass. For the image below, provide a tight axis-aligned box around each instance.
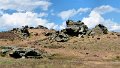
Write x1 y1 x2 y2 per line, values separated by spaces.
0 57 120 68
0 29 120 68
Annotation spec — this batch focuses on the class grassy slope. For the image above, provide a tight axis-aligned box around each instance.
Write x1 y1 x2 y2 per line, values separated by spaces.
0 29 120 68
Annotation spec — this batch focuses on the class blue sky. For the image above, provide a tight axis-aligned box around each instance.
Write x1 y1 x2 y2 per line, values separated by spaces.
0 0 120 31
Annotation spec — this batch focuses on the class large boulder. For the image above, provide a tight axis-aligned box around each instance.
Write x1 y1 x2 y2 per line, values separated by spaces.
9 48 26 58
9 50 25 58
9 48 43 59
62 20 88 36
25 49 42 58
0 46 15 56
49 31 69 42
55 32 69 42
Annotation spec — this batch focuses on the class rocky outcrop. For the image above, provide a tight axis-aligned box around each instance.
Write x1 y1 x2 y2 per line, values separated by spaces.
45 20 108 42
11 25 48 38
0 46 47 59
86 24 108 36
9 48 43 59
11 26 30 38
61 20 88 36
46 20 89 42
48 31 69 42
21 26 30 37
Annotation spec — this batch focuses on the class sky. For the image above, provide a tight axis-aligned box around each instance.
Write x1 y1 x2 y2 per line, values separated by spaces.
0 0 120 32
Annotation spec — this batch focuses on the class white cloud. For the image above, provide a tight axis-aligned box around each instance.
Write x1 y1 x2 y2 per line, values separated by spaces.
82 11 104 28
58 8 90 20
45 23 58 29
110 25 120 31
82 5 120 32
0 0 52 11
0 12 56 31
59 21 66 30
104 20 120 32
38 12 48 17
58 9 76 20
93 5 120 14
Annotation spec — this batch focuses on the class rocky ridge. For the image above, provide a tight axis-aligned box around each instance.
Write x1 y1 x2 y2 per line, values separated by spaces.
46 20 108 42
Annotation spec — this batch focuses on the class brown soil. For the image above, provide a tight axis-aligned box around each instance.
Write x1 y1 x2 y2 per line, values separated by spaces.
0 32 20 40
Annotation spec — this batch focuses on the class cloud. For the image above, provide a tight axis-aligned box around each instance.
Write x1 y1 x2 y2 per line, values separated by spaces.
59 21 66 30
58 8 90 20
38 12 48 17
110 25 120 31
82 11 104 28
94 5 120 14
0 0 52 11
0 12 56 31
82 5 120 32
104 20 120 32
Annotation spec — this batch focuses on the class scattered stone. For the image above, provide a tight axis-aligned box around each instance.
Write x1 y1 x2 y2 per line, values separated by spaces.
86 53 89 55
93 54 99 57
97 37 100 40
116 33 120 37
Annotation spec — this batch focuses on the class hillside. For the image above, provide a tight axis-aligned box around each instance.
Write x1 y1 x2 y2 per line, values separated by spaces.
0 20 120 68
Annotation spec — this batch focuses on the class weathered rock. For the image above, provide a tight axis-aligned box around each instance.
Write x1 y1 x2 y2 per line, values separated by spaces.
45 32 53 36
9 48 25 58
55 32 69 42
45 20 109 41
0 46 16 57
25 49 42 58
49 31 69 42
21 26 30 37
62 20 88 36
0 49 11 57
9 48 44 59
87 24 108 36
9 50 25 58
11 26 30 38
